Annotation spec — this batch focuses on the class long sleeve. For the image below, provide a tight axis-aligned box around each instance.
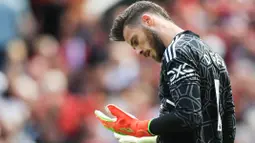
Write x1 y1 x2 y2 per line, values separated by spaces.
222 84 236 143
222 112 236 143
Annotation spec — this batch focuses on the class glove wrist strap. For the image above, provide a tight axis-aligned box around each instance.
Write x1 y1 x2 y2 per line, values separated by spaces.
136 120 154 137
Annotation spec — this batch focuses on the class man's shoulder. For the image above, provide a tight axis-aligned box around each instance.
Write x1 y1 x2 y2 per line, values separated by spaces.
162 35 186 63
162 36 199 64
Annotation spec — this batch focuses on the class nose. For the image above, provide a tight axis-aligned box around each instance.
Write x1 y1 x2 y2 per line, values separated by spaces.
135 49 143 55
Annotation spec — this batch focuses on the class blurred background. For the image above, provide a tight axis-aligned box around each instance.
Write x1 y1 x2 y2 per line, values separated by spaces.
0 0 254 143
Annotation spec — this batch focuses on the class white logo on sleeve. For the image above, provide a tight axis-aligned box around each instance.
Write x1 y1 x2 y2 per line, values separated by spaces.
167 63 195 83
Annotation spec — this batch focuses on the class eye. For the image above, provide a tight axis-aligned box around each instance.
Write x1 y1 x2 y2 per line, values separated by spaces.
133 40 139 46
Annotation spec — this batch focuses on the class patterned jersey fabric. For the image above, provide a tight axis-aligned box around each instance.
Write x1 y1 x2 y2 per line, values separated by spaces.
157 31 236 143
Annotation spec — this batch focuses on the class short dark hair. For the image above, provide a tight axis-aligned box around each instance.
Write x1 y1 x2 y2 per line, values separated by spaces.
109 1 171 41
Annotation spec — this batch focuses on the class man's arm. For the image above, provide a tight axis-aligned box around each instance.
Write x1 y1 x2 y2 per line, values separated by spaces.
222 113 236 143
94 43 203 137
222 85 236 143
150 84 202 134
149 46 202 134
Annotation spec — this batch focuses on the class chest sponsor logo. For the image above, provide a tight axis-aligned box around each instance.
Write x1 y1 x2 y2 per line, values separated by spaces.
167 63 195 83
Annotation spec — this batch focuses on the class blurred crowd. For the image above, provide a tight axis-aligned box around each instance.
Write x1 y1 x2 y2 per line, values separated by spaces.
0 0 254 143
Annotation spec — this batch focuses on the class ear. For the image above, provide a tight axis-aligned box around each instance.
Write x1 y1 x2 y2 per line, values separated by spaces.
141 14 154 27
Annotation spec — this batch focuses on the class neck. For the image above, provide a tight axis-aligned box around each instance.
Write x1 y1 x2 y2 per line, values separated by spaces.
156 20 184 48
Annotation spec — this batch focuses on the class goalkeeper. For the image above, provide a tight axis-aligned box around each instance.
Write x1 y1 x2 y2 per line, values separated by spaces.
95 1 236 143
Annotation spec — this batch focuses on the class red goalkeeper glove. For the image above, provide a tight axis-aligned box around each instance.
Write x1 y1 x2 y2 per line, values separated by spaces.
94 104 154 137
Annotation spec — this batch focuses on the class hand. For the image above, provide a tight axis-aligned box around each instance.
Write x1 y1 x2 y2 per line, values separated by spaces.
114 132 157 143
94 104 153 137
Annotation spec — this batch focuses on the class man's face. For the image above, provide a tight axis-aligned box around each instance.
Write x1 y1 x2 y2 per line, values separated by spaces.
123 25 166 62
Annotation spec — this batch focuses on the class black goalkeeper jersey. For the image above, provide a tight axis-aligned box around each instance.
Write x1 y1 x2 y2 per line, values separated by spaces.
154 31 236 143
